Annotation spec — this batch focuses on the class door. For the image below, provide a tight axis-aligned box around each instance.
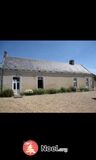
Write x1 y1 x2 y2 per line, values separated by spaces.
12 77 20 95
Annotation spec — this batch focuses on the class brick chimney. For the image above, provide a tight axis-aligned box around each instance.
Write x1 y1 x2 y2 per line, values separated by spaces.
3 51 9 59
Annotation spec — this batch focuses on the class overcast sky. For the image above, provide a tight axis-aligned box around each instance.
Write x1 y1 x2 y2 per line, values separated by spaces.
0 40 96 74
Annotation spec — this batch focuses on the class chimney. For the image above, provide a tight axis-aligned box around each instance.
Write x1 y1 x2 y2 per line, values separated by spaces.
69 60 74 65
3 51 9 59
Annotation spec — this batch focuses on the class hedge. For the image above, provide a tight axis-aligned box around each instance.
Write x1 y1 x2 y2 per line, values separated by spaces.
21 87 89 96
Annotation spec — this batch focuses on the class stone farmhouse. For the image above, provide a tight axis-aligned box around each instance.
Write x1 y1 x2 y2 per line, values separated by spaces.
0 52 95 95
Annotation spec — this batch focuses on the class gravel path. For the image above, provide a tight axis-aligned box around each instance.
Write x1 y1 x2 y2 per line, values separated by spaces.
0 91 96 112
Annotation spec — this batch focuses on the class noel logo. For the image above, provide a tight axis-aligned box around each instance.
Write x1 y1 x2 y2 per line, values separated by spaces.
23 140 39 156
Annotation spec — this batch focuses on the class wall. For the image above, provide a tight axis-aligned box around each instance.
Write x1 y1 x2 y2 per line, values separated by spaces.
43 76 93 90
0 69 2 91
94 81 96 91
2 69 93 92
3 76 12 90
21 76 36 91
45 76 72 89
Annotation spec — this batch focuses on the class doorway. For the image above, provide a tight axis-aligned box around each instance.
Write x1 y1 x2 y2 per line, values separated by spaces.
12 77 20 95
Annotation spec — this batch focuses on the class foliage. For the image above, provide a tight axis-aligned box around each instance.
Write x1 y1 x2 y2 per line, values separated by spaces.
60 87 67 92
23 89 33 96
45 89 57 94
0 89 14 97
33 89 45 95
69 87 76 92
66 88 71 92
21 86 90 96
79 88 89 92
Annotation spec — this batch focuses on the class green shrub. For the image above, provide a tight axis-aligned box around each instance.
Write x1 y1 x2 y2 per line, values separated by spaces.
60 87 67 93
79 88 84 92
22 89 33 96
0 89 14 97
84 88 89 92
45 89 57 94
19 86 89 97
79 88 89 92
24 92 33 96
33 89 45 95
56 89 61 93
66 88 71 92
69 87 76 92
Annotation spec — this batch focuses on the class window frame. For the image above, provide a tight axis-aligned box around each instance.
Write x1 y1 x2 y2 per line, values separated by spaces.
86 78 89 88
73 78 77 88
36 76 45 89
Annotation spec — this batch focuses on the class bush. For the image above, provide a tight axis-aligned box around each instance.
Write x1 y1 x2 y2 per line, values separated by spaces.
23 89 33 96
79 88 84 92
56 89 61 93
0 89 14 97
84 88 89 92
60 87 67 93
24 92 33 96
33 89 45 95
69 87 76 92
66 88 71 92
79 88 89 92
24 89 33 93
45 89 57 94
19 86 90 97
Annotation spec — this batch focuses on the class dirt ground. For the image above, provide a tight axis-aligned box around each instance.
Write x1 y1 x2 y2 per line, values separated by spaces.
0 91 96 112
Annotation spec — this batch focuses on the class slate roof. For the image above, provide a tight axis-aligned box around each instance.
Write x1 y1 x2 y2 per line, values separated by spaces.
3 56 92 75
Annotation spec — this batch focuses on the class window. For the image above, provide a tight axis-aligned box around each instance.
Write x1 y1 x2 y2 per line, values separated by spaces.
38 77 44 89
73 78 77 87
86 78 89 87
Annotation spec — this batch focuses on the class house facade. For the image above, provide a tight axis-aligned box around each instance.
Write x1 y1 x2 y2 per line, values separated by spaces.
0 52 95 95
